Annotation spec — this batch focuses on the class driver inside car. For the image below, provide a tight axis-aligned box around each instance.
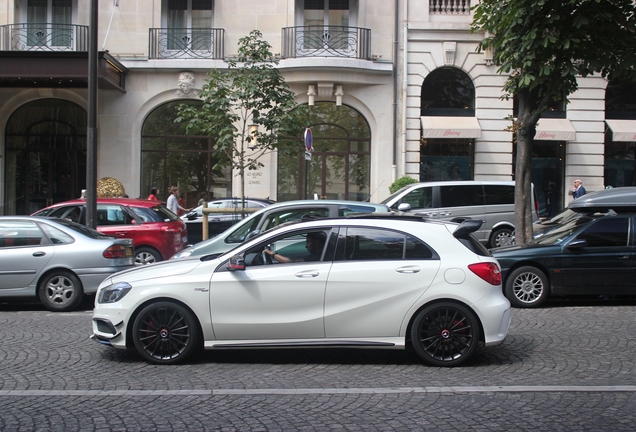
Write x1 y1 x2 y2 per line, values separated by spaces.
264 231 327 263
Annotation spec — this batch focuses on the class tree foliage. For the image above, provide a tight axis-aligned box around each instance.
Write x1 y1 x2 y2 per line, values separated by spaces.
472 0 636 244
176 30 307 203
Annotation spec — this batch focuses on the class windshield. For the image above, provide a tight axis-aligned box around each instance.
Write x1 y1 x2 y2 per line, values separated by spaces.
380 185 413 206
534 214 597 245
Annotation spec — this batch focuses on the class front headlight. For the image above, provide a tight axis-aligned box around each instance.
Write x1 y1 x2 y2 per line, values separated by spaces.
97 282 132 304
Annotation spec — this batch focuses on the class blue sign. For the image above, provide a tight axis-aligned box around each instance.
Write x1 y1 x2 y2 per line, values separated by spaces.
304 128 313 151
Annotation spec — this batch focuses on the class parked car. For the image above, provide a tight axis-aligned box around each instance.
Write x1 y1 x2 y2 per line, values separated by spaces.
181 197 275 244
533 187 636 239
92 214 510 366
0 216 134 312
170 200 390 260
32 198 188 265
380 181 540 248
494 210 636 308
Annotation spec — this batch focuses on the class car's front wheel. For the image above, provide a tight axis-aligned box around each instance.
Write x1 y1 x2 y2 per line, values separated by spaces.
132 301 200 364
504 266 550 308
38 270 84 312
411 302 480 367
134 247 161 266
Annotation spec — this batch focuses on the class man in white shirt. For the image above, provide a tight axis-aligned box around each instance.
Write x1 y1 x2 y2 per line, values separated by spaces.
167 186 189 215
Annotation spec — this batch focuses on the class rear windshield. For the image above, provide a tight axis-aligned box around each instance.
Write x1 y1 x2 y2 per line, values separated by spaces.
458 235 492 257
129 204 179 222
44 218 113 239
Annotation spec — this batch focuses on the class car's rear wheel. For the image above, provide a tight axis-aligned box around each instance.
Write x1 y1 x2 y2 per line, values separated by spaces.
38 270 84 312
505 266 549 308
411 302 480 367
132 301 200 365
490 227 514 248
134 247 161 266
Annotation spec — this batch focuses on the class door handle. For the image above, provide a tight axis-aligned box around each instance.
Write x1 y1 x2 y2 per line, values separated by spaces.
439 211 452 216
396 266 421 274
295 271 319 278
33 251 46 257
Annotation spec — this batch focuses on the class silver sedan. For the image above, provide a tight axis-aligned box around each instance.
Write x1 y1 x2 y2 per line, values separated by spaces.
0 216 134 312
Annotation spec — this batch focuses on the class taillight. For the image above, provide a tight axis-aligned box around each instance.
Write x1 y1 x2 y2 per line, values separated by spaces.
468 262 501 285
103 245 127 259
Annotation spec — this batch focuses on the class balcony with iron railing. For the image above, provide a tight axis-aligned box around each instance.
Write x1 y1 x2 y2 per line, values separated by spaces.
281 26 371 60
429 0 472 15
0 23 89 51
149 28 224 59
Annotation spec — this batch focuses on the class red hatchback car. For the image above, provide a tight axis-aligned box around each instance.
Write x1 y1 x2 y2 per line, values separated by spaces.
32 198 188 265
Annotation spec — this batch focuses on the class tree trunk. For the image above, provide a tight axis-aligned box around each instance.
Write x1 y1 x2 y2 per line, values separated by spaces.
514 91 541 245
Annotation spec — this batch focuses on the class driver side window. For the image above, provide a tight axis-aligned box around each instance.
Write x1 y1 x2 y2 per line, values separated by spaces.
243 228 332 266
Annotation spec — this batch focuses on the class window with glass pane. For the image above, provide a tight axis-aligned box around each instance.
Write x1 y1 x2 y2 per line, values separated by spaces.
141 101 231 206
167 0 211 51
277 102 371 201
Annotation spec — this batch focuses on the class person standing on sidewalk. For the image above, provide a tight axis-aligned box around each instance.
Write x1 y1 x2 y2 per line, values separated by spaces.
167 186 190 215
572 179 587 199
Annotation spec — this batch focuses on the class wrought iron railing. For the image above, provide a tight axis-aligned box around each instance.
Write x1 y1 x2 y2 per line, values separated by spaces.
281 26 371 60
149 28 224 59
0 23 88 51
430 0 471 14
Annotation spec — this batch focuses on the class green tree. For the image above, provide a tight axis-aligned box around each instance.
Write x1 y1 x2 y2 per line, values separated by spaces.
472 0 636 244
176 30 306 206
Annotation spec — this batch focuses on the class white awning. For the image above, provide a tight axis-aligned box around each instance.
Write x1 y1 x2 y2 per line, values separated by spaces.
421 116 482 139
606 119 636 142
534 118 576 141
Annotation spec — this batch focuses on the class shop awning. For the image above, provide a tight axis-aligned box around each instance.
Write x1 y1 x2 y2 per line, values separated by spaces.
421 116 482 139
605 119 636 142
534 118 576 141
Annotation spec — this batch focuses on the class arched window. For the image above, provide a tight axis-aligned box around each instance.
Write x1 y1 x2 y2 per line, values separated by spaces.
277 102 371 201
604 80 636 188
421 67 475 116
141 101 231 205
420 68 476 182
4 99 86 215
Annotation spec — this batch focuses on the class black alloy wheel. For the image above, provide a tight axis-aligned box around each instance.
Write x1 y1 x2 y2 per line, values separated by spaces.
132 301 200 364
411 302 480 367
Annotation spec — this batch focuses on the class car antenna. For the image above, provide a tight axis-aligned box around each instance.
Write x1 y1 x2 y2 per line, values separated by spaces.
365 180 384 202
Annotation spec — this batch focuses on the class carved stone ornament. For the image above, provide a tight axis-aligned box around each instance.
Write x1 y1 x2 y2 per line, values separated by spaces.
176 71 196 97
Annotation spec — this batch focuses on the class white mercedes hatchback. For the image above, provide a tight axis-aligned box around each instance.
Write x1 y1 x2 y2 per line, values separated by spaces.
92 214 511 367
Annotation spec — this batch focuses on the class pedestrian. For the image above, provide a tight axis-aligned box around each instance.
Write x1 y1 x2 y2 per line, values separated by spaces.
177 192 187 216
197 191 208 206
147 187 159 201
572 178 586 199
167 186 190 215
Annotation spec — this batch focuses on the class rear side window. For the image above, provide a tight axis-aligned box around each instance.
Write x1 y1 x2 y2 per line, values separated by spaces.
338 204 380 216
440 185 483 207
130 204 178 222
96 205 131 226
335 227 437 261
484 185 515 205
0 220 46 247
458 236 491 256
260 208 329 232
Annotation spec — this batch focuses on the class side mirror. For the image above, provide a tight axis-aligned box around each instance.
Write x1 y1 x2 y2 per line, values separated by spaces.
397 203 411 212
245 230 261 240
567 239 588 249
187 213 197 220
227 255 245 271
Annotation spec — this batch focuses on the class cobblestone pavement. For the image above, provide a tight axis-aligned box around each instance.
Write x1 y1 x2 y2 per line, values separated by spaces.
1 297 636 431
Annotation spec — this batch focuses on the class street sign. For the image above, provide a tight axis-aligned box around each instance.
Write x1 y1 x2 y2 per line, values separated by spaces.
304 128 313 151
304 150 312 161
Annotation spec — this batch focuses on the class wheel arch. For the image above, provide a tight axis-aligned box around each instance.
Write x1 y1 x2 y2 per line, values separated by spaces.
125 297 204 350
404 298 486 348
36 267 83 296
